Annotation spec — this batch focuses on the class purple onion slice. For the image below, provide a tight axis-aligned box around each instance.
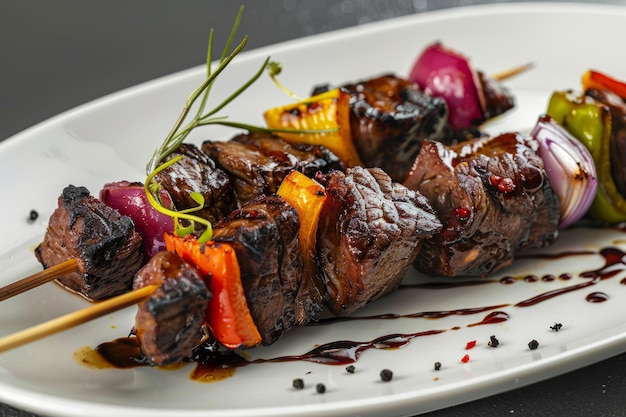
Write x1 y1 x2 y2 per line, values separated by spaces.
530 115 597 228
408 42 484 129
100 181 174 258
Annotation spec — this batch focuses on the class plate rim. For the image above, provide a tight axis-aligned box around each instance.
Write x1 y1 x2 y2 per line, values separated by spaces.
2 2 626 417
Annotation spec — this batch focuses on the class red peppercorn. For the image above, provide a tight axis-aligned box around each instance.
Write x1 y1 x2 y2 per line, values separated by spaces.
452 207 471 219
489 174 516 193
461 354 470 363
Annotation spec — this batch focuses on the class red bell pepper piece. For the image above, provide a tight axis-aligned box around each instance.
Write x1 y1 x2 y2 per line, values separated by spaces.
582 70 626 99
164 232 261 349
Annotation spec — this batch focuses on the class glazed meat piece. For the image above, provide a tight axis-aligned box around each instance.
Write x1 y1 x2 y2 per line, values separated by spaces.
404 133 561 277
316 166 442 316
202 131 344 205
212 195 314 345
477 70 515 121
34 185 144 300
133 251 211 366
154 143 237 225
336 74 450 182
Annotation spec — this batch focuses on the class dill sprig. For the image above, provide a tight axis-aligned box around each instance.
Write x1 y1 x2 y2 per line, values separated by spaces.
267 61 304 100
147 6 256 174
144 6 336 243
144 155 213 242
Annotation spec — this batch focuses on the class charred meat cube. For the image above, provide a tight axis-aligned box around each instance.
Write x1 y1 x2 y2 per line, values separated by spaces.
477 70 516 121
202 132 344 206
316 166 442 316
212 195 312 345
339 74 450 182
34 185 143 300
404 133 560 277
133 251 211 366
154 143 237 225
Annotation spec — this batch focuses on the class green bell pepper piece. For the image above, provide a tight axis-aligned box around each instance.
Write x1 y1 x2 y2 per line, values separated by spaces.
546 90 626 223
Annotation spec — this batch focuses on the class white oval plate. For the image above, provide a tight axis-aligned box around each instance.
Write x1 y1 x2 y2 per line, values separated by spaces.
2 3 626 417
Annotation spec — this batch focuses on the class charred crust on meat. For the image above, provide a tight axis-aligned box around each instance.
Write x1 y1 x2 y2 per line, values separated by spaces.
35 185 144 300
316 166 442 315
404 133 560 277
339 74 450 183
154 143 237 226
212 195 316 345
202 132 344 207
133 251 211 366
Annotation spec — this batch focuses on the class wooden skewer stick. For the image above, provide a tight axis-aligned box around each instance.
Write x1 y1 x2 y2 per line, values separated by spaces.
491 62 534 82
0 259 79 302
0 284 157 354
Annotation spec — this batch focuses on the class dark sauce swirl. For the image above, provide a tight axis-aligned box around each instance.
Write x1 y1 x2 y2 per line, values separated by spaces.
85 246 626 382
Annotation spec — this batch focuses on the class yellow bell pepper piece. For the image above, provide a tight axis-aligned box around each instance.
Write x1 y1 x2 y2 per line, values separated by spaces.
277 171 327 308
264 89 363 168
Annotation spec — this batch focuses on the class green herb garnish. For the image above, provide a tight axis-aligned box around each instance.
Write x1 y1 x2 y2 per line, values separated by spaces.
267 61 304 101
144 6 336 243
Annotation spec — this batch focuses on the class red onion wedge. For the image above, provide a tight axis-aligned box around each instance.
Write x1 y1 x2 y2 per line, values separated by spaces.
530 115 597 228
408 42 485 130
100 181 174 258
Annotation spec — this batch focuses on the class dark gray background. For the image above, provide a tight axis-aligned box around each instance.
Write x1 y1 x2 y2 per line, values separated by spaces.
2 1 626 416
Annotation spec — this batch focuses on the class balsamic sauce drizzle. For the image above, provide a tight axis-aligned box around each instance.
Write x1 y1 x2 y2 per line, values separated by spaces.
91 246 626 380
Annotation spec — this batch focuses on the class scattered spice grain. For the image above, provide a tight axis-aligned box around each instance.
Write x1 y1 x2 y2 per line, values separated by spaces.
380 369 393 382
292 378 304 390
550 323 563 331
528 339 539 350
488 335 500 347
28 209 39 222
316 383 326 394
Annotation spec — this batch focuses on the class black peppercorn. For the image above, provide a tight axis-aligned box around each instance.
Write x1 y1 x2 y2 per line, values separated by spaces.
345 365 355 374
316 383 326 394
380 369 393 382
550 323 563 331
528 339 539 350
488 335 500 348
434 361 442 371
28 209 39 222
292 378 304 390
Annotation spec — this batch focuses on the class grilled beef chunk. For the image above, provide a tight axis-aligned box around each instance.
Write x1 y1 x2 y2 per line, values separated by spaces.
212 195 314 345
34 185 143 300
404 133 560 277
202 132 344 206
316 166 442 316
133 251 211 366
154 143 237 225
477 70 515 121
332 74 450 182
